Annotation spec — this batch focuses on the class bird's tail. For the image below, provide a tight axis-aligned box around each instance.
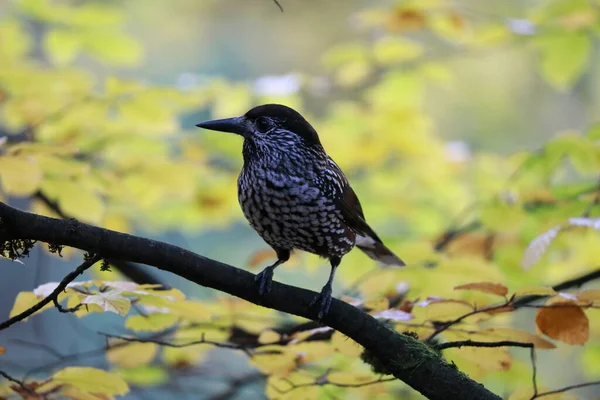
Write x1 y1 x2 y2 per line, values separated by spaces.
356 235 405 267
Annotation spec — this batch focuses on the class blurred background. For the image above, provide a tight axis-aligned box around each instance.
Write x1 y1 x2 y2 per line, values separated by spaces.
1 0 600 399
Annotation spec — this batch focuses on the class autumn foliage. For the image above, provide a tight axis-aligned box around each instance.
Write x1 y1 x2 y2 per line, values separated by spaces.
1 0 600 399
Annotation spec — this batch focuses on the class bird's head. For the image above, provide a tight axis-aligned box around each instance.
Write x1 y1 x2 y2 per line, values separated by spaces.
196 104 322 157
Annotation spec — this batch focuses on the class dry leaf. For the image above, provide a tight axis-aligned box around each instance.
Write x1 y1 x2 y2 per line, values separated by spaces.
535 299 589 345
513 286 557 297
454 282 508 296
247 248 276 269
578 289 600 302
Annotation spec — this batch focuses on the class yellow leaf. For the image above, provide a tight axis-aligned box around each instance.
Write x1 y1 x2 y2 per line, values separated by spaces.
454 282 508 297
117 366 168 387
40 179 105 224
266 374 318 400
250 346 296 376
480 200 525 231
165 300 212 322
258 330 281 344
40 367 129 397
513 286 557 297
0 20 31 63
423 300 474 321
480 327 556 349
81 292 131 316
105 76 145 97
9 291 52 321
363 297 390 311
0 155 42 196
291 341 335 363
44 29 82 66
125 314 179 332
328 371 377 385
0 346 5 355
334 60 372 88
162 344 211 367
373 37 423 65
536 298 589 345
106 341 158 368
331 331 363 356
83 31 142 66
448 346 511 372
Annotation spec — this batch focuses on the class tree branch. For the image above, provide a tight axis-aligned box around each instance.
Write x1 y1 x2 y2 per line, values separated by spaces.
34 191 166 286
0 254 101 331
0 202 501 400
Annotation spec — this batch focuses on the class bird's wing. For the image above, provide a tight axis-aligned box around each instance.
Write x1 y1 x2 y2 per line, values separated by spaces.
334 176 406 267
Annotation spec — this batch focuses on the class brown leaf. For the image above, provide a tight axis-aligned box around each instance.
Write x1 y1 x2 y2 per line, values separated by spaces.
454 282 508 296
535 299 589 345
0 345 5 355
247 249 276 269
391 8 427 31
578 289 600 302
398 300 414 313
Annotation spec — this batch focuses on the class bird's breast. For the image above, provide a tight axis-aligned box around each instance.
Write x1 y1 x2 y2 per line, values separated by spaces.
237 164 354 257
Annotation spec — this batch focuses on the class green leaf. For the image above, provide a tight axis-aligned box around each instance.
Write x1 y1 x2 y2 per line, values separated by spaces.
44 29 82 66
534 32 591 90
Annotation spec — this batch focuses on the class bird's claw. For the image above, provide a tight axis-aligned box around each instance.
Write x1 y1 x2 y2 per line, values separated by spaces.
255 266 275 296
309 285 333 320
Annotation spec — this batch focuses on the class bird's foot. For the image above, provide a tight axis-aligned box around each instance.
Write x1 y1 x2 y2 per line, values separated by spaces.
309 284 333 320
255 266 275 296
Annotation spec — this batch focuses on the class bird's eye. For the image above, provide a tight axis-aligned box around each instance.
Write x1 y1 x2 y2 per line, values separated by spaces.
255 117 271 133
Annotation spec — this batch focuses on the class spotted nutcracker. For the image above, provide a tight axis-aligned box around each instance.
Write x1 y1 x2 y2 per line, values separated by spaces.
196 104 405 318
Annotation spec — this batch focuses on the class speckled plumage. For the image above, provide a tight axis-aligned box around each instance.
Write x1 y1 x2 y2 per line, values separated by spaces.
196 104 405 318
238 139 354 259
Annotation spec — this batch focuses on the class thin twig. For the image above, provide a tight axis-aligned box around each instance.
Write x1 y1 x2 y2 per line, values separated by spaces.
99 332 254 357
533 380 600 399
0 370 34 394
273 373 395 394
425 296 514 343
435 340 539 400
272 0 283 12
0 254 102 331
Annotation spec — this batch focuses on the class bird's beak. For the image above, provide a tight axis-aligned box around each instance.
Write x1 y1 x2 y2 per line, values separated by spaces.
195 116 248 137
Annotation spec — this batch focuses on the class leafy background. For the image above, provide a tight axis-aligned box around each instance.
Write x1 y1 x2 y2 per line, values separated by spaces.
1 0 600 399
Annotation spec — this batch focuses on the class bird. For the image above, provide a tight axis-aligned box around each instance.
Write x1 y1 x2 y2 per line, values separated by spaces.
196 104 405 319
